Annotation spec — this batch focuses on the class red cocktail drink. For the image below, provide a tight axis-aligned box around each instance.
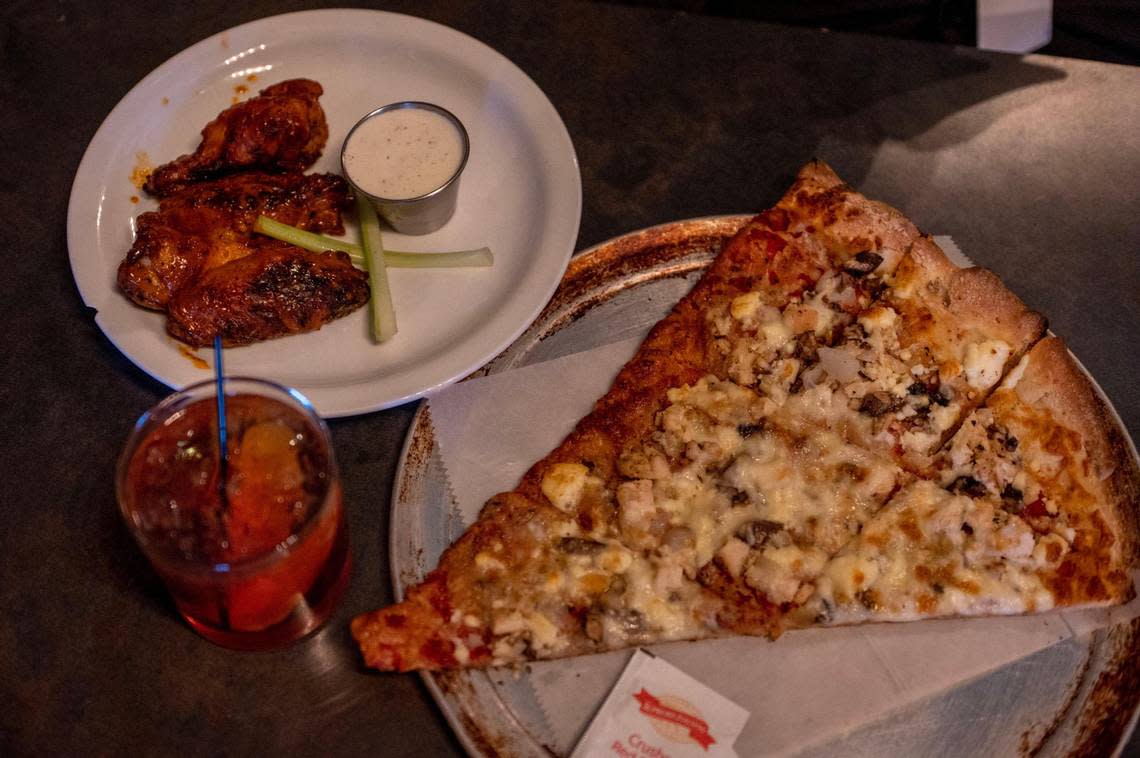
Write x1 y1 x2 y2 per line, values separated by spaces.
117 379 349 649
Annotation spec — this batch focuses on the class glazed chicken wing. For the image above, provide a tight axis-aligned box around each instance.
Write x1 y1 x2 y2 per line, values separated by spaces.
165 247 370 347
144 79 329 197
118 172 350 310
119 77 371 347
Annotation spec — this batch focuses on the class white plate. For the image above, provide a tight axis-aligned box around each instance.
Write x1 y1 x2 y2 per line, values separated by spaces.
67 9 581 417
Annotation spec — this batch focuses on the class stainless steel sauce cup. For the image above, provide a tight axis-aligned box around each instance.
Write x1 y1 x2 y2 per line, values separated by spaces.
340 102 470 235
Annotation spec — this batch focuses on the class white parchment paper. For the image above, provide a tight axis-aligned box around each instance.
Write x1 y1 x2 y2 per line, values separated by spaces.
422 237 1140 755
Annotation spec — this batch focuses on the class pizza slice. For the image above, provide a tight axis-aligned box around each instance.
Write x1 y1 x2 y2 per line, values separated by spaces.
797 337 1139 626
352 162 926 670
351 162 1136 672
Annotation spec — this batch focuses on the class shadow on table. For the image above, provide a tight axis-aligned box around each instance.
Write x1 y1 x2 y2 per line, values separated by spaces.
43 221 184 617
533 8 1069 240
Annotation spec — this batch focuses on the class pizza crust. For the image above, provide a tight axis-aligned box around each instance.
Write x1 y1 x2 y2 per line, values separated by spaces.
779 160 919 271
892 237 1046 372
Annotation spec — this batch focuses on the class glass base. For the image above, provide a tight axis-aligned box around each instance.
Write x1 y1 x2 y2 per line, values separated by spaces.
180 527 352 651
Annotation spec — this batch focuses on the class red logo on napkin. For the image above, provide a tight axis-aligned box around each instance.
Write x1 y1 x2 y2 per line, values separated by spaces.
633 688 715 750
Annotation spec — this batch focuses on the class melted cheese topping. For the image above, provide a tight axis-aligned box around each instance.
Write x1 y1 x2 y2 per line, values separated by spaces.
541 462 598 512
706 260 1015 464
709 271 866 392
939 386 1099 565
772 300 970 458
963 340 1012 389
634 375 902 611
807 480 1061 625
1002 354 1031 389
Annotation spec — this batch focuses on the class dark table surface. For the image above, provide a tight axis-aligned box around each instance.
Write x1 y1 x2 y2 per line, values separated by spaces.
3 1 1139 755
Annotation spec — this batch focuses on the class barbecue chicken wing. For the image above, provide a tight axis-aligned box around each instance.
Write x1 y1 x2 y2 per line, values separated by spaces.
144 79 329 197
119 77 372 347
118 172 350 310
166 247 370 347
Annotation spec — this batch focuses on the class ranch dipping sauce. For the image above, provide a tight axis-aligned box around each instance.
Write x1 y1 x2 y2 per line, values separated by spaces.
341 102 470 234
342 104 466 200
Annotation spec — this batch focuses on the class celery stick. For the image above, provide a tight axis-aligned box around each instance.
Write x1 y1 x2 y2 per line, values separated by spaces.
254 216 359 257
356 197 398 343
253 215 493 268
383 248 493 268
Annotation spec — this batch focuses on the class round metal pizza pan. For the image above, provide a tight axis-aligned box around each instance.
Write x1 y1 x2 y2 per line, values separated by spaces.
389 216 1140 757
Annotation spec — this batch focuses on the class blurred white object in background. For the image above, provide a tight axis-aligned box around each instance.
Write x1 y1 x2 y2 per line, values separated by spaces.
977 0 1053 53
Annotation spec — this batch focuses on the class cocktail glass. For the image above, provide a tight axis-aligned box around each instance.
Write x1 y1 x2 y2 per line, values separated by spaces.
116 378 350 650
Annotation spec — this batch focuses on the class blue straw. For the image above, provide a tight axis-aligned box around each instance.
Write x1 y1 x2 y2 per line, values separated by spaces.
213 336 231 627
213 336 229 509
